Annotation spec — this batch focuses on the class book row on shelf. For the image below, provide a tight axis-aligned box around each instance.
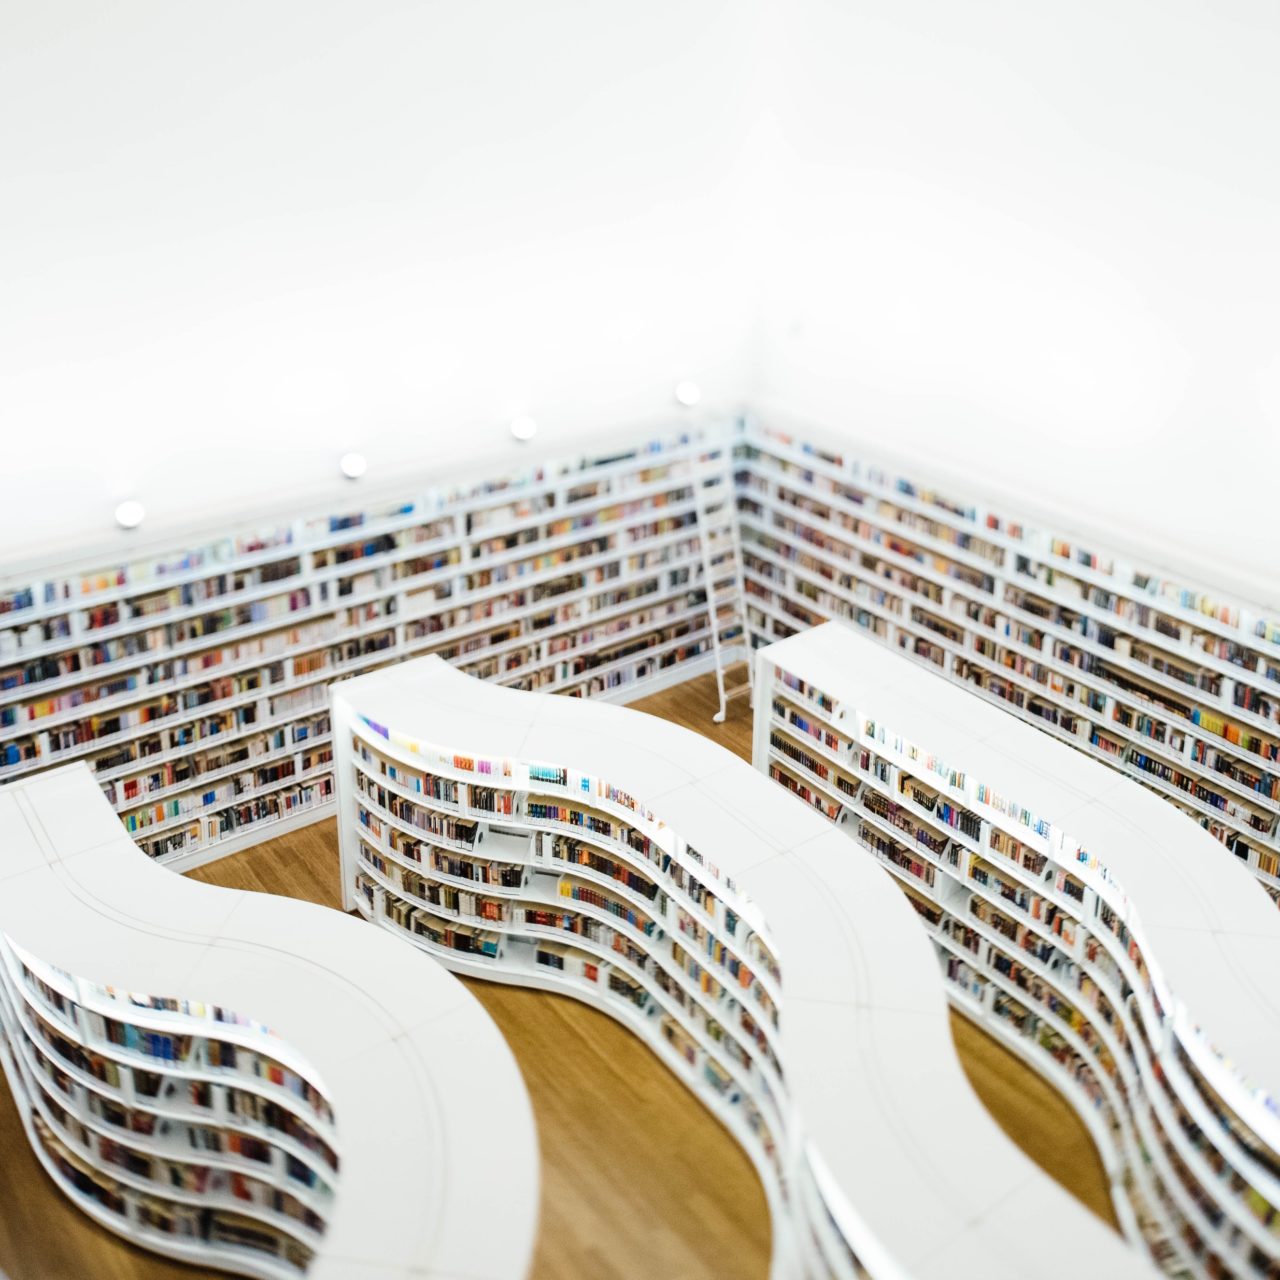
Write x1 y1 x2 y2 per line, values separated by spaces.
0 765 540 1280
345 753 783 1074
0 933 334 1278
0 507 706 728
742 424 1278 647
0 456 695 622
755 624 1280 1280
0 462 711 670
332 656 1148 1280
0 424 745 869
734 419 1280 904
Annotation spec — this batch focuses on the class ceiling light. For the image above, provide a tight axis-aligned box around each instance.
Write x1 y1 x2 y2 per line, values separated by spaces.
340 452 367 480
510 416 538 442
674 380 701 408
114 500 146 530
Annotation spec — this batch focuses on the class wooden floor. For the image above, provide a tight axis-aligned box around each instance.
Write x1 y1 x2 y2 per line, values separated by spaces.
0 667 1115 1280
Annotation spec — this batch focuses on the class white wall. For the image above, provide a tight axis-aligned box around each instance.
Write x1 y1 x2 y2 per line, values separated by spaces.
0 0 761 561
2 0 1276 599
751 0 1280 592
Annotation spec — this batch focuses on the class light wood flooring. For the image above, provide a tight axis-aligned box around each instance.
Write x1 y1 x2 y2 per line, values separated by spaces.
0 667 1115 1280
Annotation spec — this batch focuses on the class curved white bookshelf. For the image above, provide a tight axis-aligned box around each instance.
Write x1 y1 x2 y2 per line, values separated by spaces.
0 763 538 1280
330 655 1147 1280
755 620 1280 1279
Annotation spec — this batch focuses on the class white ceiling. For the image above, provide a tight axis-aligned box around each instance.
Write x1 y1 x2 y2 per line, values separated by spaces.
2 1 1277 592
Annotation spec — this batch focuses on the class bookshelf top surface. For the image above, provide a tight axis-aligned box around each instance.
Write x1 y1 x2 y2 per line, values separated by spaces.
0 763 540 1280
331 657 1145 1280
761 621 1280 1096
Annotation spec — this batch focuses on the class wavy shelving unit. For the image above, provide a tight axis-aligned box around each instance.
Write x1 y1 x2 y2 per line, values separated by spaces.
0 763 538 1280
331 655 1146 1280
755 620 1280 1279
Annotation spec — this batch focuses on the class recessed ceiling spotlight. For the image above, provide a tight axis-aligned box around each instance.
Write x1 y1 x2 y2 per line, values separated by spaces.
510 415 538 442
114 500 146 530
339 452 368 480
674 380 701 408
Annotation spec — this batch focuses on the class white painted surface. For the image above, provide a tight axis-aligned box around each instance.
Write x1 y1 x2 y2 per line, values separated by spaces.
0 2 758 552
749 0 1280 585
4 2 1278 589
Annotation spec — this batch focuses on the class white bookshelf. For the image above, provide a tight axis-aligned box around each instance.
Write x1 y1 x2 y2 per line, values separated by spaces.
0 418 745 872
754 620 1280 1280
736 417 1280 906
330 655 1146 1280
4 406 1276 905
0 763 538 1280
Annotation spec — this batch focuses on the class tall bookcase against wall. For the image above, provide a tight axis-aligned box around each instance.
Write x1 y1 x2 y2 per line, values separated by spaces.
735 418 1280 905
331 656 1146 1280
3 407 1277 897
754 621 1280 1280
0 764 538 1280
0 419 746 872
